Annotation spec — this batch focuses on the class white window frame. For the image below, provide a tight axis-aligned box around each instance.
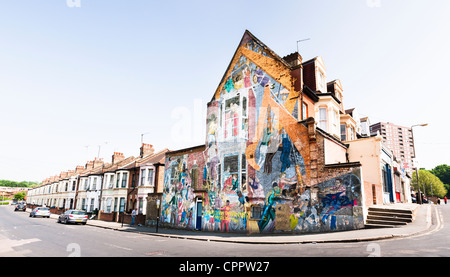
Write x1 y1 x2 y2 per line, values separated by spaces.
319 107 328 131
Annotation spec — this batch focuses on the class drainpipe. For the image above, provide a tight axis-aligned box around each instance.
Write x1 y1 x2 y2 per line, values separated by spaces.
98 166 105 218
73 175 80 209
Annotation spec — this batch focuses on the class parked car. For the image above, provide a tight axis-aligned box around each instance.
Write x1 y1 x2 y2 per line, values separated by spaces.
57 209 88 225
30 207 51 218
14 204 26 211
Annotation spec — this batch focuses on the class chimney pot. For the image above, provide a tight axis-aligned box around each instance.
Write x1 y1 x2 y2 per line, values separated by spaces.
112 152 125 164
140 143 155 157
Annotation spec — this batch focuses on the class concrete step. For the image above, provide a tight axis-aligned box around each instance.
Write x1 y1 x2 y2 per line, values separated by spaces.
368 207 413 214
367 214 412 223
366 219 408 226
364 223 397 229
364 206 414 229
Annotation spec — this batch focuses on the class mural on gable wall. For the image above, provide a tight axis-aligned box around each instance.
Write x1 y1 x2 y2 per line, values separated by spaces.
160 37 364 234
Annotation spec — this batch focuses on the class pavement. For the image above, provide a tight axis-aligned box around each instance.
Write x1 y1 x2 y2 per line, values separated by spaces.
43 203 436 244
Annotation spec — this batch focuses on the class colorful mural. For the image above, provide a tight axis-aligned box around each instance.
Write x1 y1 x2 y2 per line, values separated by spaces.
160 35 364 234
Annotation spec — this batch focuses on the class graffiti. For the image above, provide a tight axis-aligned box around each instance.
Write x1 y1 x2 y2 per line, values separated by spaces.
160 36 364 234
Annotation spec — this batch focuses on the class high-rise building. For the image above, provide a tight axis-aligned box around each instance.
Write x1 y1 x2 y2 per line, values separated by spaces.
370 122 415 172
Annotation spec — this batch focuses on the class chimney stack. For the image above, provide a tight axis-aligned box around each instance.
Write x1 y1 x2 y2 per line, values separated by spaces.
75 165 85 173
283 52 303 68
140 143 155 157
112 152 125 164
85 160 94 170
93 157 104 168
59 171 68 179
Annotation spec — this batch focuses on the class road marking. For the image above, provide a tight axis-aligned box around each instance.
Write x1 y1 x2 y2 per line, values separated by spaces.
408 205 443 239
104 243 132 251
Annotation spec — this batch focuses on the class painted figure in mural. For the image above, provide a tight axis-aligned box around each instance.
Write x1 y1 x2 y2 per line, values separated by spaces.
231 174 239 192
209 156 219 182
213 195 222 231
237 191 245 206
224 77 234 93
241 176 247 193
305 205 320 226
257 107 274 169
279 172 297 197
248 175 264 199
220 200 236 232
280 128 291 172
223 173 238 194
259 182 281 232
290 207 302 230
243 68 252 88
207 114 217 147
167 188 178 225
233 71 244 90
263 130 281 174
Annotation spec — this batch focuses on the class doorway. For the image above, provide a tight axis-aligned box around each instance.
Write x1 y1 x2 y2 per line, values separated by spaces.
195 198 202 231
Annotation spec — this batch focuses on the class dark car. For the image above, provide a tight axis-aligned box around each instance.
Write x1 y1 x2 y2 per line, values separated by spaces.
14 204 26 211
57 209 88 225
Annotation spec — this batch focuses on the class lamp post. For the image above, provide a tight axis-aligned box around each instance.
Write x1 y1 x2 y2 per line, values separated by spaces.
411 123 428 204
156 199 161 233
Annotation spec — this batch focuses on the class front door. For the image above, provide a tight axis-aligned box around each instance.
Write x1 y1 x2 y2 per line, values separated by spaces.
195 199 202 230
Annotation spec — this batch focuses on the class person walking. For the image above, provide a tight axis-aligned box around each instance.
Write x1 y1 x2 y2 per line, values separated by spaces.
444 196 448 204
130 208 137 226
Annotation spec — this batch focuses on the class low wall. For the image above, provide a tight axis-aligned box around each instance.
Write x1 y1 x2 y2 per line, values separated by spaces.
99 211 145 225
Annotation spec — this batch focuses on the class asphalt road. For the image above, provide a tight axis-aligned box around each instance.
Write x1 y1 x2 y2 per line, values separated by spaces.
1 203 449 258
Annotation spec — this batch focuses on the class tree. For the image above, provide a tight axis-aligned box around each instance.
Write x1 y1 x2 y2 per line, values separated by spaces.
0 180 40 188
430 164 450 197
13 191 26 201
412 170 447 198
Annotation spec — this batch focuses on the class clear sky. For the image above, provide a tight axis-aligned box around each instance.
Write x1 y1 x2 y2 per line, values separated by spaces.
1 0 449 182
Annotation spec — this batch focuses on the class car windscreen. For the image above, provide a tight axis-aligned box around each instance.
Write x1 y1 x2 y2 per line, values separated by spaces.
70 211 86 215
38 208 50 211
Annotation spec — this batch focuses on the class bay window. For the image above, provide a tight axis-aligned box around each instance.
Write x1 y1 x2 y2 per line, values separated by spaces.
319 107 328 131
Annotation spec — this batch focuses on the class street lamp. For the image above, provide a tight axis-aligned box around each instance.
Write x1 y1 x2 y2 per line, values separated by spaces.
411 123 428 204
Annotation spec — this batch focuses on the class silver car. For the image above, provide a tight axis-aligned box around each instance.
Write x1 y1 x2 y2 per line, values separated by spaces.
30 207 51 218
58 209 88 225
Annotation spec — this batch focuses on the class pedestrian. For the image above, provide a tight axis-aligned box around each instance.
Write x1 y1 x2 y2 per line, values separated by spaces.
130 208 137 226
445 196 448 204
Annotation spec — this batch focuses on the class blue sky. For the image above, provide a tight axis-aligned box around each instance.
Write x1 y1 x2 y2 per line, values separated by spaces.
1 0 449 182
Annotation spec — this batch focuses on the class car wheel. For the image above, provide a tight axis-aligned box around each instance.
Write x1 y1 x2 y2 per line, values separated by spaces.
57 218 61 223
